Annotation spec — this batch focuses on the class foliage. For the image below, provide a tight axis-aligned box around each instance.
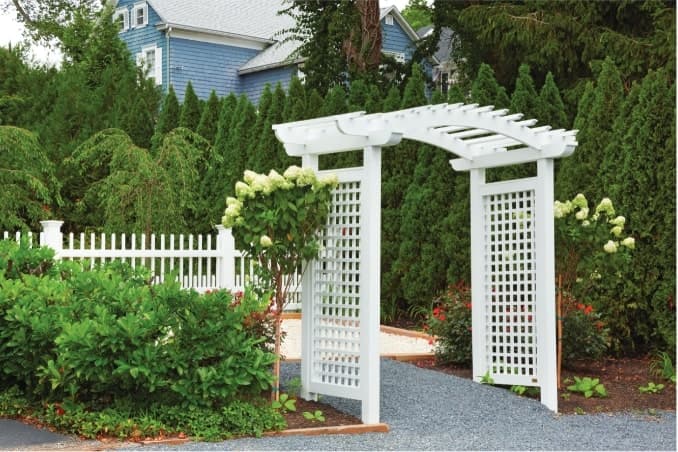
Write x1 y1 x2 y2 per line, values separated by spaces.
151 86 181 151
302 410 325 422
479 371 494 385
179 81 202 131
223 95 257 198
427 282 472 365
510 385 539 397
222 166 338 397
271 393 296 413
537 71 568 129
650 351 676 383
0 126 61 230
638 382 665 394
246 84 273 173
401 0 432 30
196 90 221 144
566 377 608 398
560 298 609 365
554 194 635 354
0 240 276 407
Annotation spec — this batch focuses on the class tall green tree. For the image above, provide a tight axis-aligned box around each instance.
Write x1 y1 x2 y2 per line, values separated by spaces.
179 81 201 131
557 58 624 201
253 83 293 172
196 90 221 144
510 63 540 118
382 85 401 112
0 126 60 230
402 0 432 30
151 85 180 152
283 76 307 122
246 84 273 172
223 95 257 197
537 71 568 129
470 63 510 108
319 84 349 170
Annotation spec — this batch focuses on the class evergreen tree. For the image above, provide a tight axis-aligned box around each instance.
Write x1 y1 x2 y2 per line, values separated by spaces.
261 83 296 170
319 85 348 169
381 63 427 316
306 88 325 118
151 85 180 151
224 95 257 197
348 79 369 112
179 81 201 131
470 63 510 108
283 76 307 121
510 63 540 118
430 89 445 104
365 84 382 113
557 58 624 201
609 70 675 353
538 72 568 129
196 90 221 144
447 84 466 103
0 126 60 230
116 74 158 150
382 85 401 112
246 84 273 172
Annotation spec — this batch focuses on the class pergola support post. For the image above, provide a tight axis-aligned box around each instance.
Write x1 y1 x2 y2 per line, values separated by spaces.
360 145 382 424
469 168 487 382
536 158 557 411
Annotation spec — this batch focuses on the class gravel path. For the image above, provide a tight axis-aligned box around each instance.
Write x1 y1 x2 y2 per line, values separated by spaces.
133 359 676 451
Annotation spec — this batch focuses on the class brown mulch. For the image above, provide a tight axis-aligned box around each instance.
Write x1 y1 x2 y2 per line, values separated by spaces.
414 356 676 414
283 397 361 429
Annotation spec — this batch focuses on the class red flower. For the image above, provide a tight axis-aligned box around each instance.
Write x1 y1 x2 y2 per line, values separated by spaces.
465 303 472 310
54 404 65 416
428 339 434 345
577 303 585 311
584 305 594 315
438 314 446 321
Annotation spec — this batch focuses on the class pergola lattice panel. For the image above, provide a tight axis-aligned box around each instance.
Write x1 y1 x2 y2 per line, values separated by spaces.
311 178 362 391
483 188 538 385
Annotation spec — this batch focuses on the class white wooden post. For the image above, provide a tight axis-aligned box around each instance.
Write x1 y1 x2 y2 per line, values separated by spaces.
40 220 64 258
536 159 558 411
469 168 486 382
361 145 381 424
215 225 235 290
300 154 319 402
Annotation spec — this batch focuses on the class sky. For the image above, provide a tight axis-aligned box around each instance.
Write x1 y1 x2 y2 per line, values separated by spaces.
0 0 410 66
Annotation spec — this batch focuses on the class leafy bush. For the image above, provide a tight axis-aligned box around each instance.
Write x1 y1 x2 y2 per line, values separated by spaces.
427 282 472 365
0 239 276 408
560 297 610 365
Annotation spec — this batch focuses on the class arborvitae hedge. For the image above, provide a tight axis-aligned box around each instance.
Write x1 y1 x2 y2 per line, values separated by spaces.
246 84 273 173
538 72 568 129
471 63 510 108
151 85 180 152
196 90 221 144
179 81 201 131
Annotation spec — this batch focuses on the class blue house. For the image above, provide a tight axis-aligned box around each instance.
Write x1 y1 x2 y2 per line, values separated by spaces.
112 0 424 103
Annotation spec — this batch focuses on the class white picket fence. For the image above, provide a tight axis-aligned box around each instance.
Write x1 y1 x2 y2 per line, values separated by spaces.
2 220 301 310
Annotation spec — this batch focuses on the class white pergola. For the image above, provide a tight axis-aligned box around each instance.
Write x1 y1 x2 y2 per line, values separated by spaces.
273 103 578 423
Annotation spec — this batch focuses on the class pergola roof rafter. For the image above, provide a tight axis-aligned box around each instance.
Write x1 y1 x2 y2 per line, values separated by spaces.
272 103 578 170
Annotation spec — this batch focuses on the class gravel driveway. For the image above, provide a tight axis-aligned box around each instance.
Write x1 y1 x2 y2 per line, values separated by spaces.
134 359 676 451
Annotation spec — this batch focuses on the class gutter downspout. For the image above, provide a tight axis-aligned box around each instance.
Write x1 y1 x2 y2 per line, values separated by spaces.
166 26 172 91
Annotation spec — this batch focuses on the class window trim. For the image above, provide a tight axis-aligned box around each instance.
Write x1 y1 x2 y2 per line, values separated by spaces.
113 8 129 32
385 14 394 26
132 2 148 28
137 44 162 86
383 50 406 63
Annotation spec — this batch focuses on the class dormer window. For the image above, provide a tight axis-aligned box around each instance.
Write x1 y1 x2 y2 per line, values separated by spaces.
113 8 129 32
133 2 148 28
385 14 394 26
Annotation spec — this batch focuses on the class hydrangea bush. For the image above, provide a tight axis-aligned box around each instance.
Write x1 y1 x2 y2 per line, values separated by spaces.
555 193 635 355
222 166 338 398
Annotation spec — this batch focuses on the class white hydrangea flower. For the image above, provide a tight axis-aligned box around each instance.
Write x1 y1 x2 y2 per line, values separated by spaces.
221 214 233 228
235 181 252 198
603 240 618 253
226 196 239 207
582 220 591 227
572 193 588 209
575 207 589 220
283 165 302 180
243 170 258 184
590 271 602 280
596 197 615 216
610 225 623 237
268 169 286 188
609 216 626 227
296 167 317 187
318 173 339 188
224 204 240 218
260 235 273 247
621 237 635 249
251 174 272 193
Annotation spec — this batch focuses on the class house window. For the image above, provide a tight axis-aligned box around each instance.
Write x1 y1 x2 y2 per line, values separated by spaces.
133 2 148 28
113 8 129 32
383 50 406 63
385 14 394 26
137 44 162 85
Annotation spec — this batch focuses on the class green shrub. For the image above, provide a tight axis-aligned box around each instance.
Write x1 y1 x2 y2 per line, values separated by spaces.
427 282 472 365
560 298 610 365
0 239 276 408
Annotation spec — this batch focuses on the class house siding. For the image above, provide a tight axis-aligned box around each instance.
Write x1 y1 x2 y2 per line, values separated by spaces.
168 37 259 101
117 0 167 91
239 66 296 105
381 17 416 60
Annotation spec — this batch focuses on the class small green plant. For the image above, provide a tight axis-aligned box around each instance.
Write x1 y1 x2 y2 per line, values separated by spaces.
427 281 472 365
638 382 665 394
302 410 325 422
271 393 296 413
567 376 608 398
650 351 676 383
285 377 302 397
561 392 571 401
479 371 494 385
574 407 585 415
510 385 540 397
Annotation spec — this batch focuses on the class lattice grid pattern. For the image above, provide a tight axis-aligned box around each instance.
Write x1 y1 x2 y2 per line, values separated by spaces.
311 181 362 388
483 190 538 381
